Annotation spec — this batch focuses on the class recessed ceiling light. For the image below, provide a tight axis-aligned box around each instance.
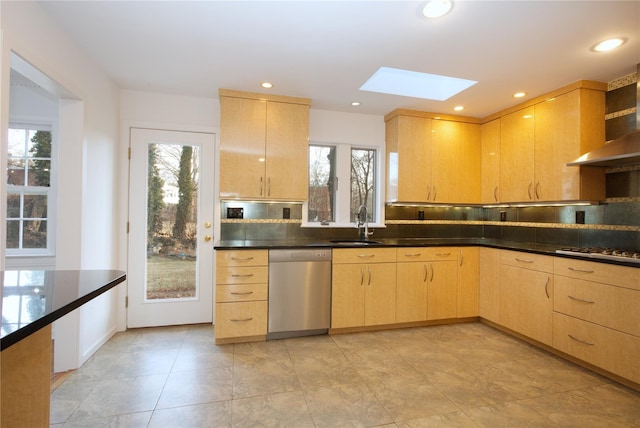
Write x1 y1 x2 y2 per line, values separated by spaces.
422 0 453 18
453 106 464 112
360 67 477 101
351 101 361 106
592 37 626 52
513 91 527 98
261 82 273 89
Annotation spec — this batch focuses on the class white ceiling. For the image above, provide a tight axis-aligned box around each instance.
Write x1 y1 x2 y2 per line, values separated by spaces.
37 1 640 118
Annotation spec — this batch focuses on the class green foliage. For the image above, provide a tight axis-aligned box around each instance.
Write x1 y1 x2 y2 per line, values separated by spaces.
172 146 194 241
147 144 165 244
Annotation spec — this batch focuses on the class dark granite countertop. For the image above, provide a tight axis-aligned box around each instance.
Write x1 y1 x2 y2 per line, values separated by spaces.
1 269 126 350
214 238 640 269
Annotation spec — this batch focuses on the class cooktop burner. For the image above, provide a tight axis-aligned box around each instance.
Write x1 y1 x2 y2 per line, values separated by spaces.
556 247 640 264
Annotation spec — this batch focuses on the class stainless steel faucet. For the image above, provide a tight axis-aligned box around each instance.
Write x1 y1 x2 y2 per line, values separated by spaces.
356 204 372 240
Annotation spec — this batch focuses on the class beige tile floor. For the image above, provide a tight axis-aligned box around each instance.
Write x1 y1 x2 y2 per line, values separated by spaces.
50 322 640 427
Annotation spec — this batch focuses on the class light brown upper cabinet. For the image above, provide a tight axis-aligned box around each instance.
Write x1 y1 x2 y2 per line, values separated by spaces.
385 110 481 204
485 82 606 203
480 119 501 203
219 89 310 201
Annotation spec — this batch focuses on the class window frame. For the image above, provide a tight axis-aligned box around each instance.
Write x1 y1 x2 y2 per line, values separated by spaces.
303 141 385 228
6 122 57 257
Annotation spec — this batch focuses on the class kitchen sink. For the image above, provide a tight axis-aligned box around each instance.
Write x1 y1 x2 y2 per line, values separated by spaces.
329 239 382 246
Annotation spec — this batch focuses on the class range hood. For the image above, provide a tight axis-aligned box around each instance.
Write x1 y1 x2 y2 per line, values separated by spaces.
567 64 640 168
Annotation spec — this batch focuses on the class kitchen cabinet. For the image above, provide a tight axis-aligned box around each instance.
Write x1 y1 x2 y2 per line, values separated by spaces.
457 247 479 318
553 258 640 384
219 89 310 201
497 84 606 203
332 248 397 328
395 247 459 322
478 247 501 323
215 250 268 342
499 106 535 202
499 250 554 345
385 114 432 202
385 110 481 203
431 119 481 204
480 119 501 203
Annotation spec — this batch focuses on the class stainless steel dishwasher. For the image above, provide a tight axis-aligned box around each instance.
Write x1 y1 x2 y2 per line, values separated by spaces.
267 249 332 340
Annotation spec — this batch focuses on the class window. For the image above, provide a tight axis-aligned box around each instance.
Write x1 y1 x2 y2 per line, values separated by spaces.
307 143 379 226
6 125 54 254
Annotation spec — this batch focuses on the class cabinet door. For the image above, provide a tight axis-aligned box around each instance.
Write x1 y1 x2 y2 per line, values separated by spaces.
501 264 553 345
427 260 458 320
364 263 397 326
534 92 578 201
457 248 479 318
478 248 501 323
265 101 309 200
386 115 432 202
219 96 267 199
481 119 501 203
432 120 481 204
331 264 366 328
396 262 428 323
500 107 534 202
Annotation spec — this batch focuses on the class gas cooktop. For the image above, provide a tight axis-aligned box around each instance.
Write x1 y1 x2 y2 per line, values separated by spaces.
556 247 640 265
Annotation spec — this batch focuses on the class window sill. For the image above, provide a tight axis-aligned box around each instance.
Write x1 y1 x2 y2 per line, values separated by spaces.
301 222 386 229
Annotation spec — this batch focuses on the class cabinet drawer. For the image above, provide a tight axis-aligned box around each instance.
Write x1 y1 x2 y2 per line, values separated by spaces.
500 250 553 272
553 312 640 384
216 266 268 284
333 248 396 264
396 247 457 262
216 283 268 303
554 275 640 337
215 301 267 339
554 258 640 291
216 250 268 267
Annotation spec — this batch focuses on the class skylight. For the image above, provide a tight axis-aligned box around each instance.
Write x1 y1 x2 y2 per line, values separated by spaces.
359 67 477 101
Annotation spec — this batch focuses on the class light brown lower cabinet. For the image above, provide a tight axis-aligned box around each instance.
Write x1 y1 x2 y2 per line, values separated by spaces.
553 312 640 385
331 248 397 329
457 247 479 317
215 250 268 342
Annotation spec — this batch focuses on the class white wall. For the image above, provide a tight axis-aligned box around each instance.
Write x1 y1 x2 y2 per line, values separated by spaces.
1 1 122 371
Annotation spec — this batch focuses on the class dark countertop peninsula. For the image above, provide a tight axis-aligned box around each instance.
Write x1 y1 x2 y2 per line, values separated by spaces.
1 269 126 350
214 238 640 269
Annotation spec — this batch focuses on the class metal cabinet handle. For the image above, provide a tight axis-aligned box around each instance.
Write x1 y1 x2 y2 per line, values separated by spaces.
436 252 451 257
231 318 253 322
357 254 376 258
568 295 595 304
260 177 263 196
544 276 550 298
515 257 534 263
426 184 431 201
404 253 422 257
459 249 463 267
527 182 533 200
360 267 364 286
267 177 271 196
433 186 437 201
568 267 595 274
230 291 254 295
535 181 540 199
493 186 498 202
430 264 434 282
423 264 428 283
368 267 372 286
231 273 254 278
568 334 594 346
231 256 254 261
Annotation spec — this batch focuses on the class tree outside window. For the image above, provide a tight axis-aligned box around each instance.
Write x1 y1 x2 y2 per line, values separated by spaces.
6 127 52 251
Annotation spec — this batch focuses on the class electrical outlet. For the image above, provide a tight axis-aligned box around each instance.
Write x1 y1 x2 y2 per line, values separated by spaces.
576 210 585 224
500 211 507 222
283 207 291 219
